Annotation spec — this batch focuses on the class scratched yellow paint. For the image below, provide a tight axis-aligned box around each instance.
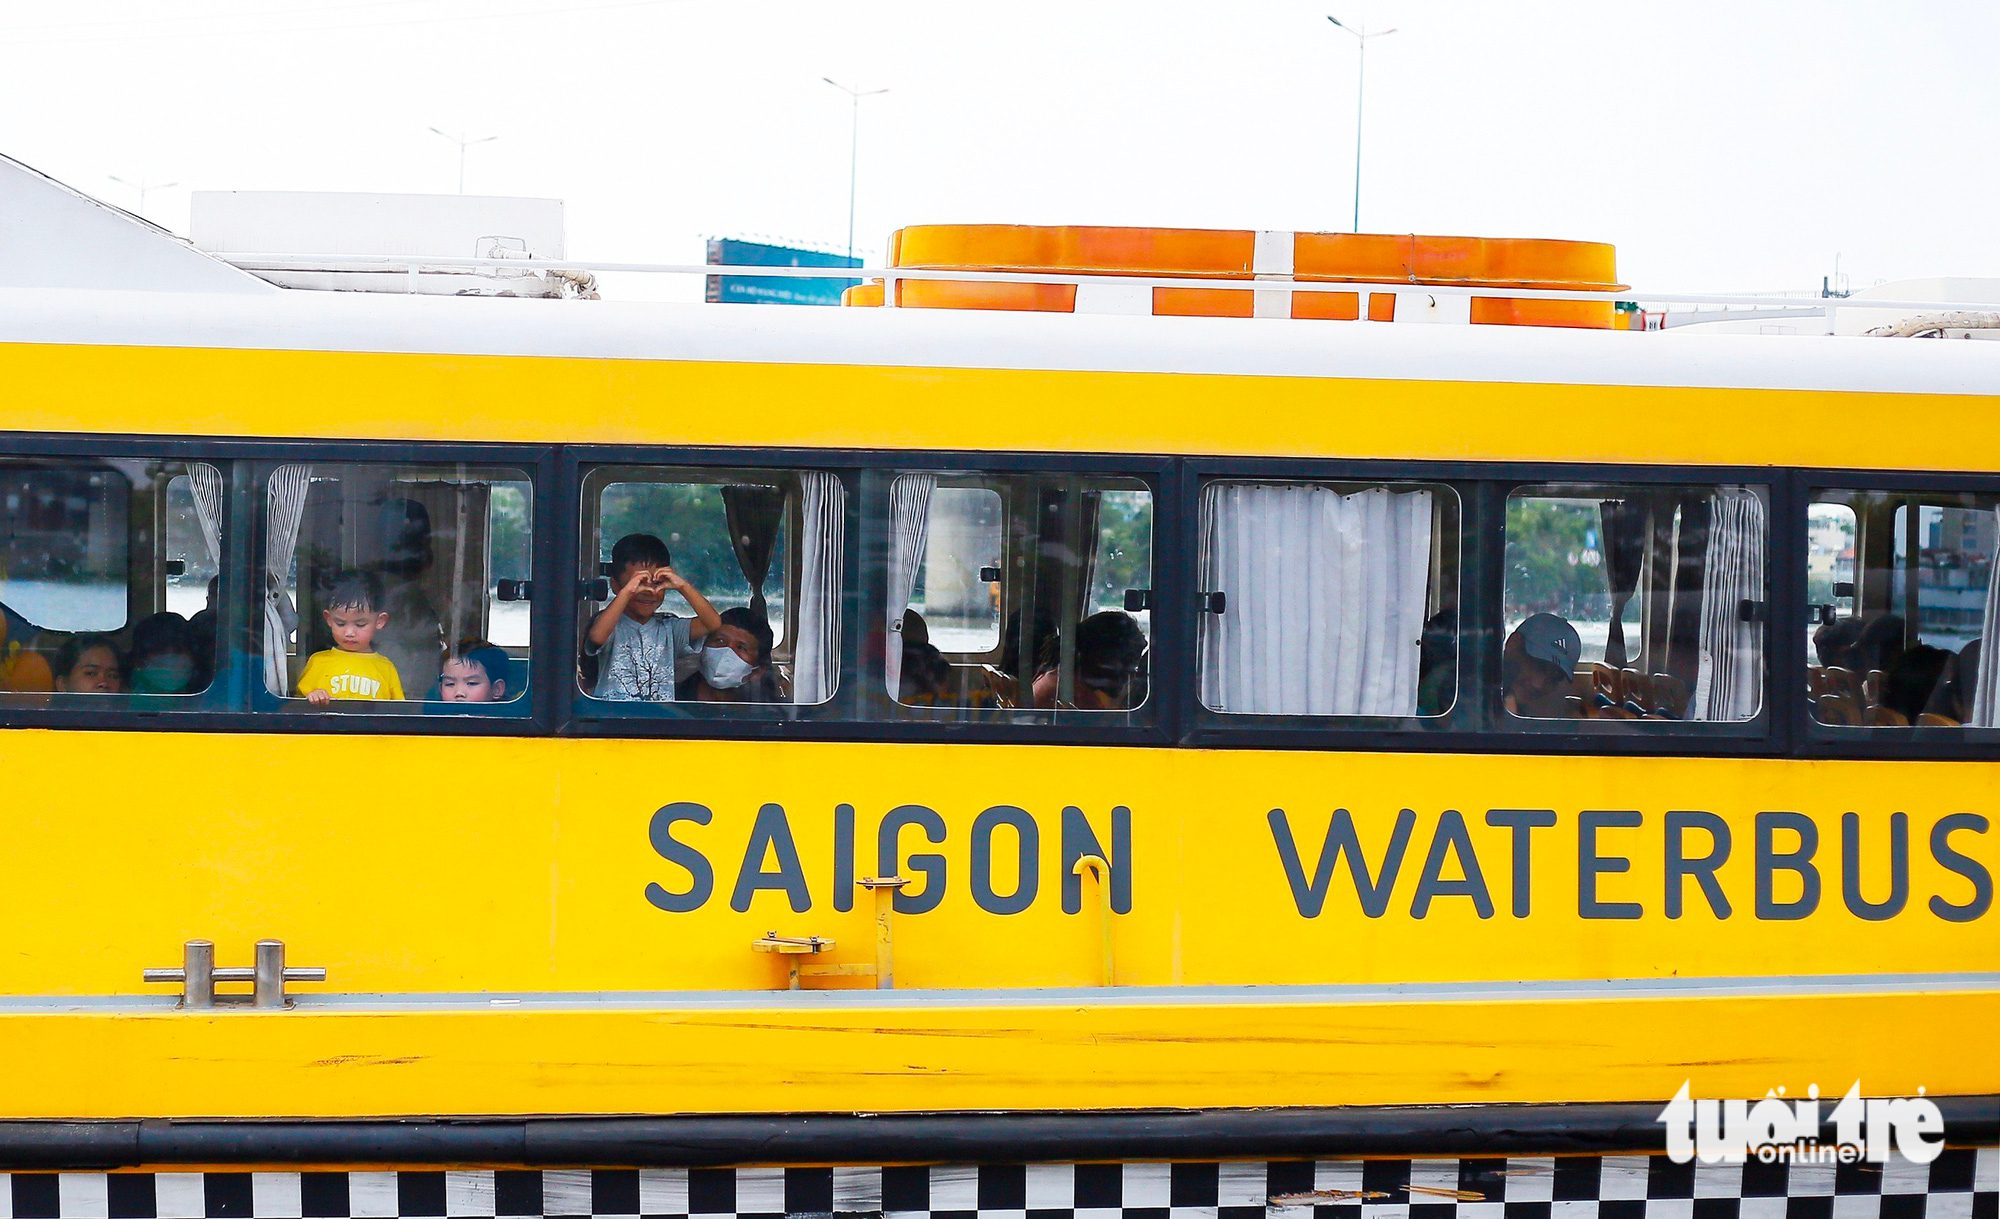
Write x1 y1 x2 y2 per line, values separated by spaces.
2 340 1999 469
0 989 1991 1119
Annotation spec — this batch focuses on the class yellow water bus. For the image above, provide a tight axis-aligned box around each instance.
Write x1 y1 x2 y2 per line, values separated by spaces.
0 159 1993 1217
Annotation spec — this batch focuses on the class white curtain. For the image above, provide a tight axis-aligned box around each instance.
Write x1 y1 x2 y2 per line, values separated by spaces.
186 463 223 569
884 474 936 699
1692 487 1766 722
1200 483 1432 716
791 471 847 705
1972 507 2000 728
262 465 312 696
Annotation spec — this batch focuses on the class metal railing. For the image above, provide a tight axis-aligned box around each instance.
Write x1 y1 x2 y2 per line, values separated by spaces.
207 252 2000 317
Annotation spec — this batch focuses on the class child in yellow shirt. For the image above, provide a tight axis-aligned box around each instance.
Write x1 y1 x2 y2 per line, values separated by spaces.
297 570 405 705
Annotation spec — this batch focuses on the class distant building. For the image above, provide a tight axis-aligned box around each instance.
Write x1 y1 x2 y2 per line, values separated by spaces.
705 238 860 306
1807 510 1855 583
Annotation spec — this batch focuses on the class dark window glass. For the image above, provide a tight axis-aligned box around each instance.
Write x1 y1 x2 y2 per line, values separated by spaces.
578 465 846 710
0 456 223 706
261 461 532 714
1502 483 1767 725
1809 490 1996 729
872 469 1153 722
911 486 1003 655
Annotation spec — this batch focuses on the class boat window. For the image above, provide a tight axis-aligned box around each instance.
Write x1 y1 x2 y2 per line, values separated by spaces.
577 465 847 710
1501 483 1768 725
1196 480 1460 720
260 462 534 714
1808 488 1997 729
874 469 1154 721
0 456 225 705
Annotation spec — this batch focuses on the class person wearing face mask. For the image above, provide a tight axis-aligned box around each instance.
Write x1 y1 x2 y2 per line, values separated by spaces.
678 606 785 704
126 611 205 695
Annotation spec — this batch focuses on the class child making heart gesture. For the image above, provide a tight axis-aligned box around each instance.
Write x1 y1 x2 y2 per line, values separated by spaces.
585 533 723 702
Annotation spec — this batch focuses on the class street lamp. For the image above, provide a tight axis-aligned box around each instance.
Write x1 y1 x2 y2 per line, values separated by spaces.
822 77 889 264
109 175 177 219
428 127 499 195
1326 16 1396 233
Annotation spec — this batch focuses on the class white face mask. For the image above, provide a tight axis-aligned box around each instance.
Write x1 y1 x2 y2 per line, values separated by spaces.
700 644 755 689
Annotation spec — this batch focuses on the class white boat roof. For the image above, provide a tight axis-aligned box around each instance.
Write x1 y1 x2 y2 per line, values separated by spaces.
0 154 272 296
2 149 1997 400
4 281 1999 400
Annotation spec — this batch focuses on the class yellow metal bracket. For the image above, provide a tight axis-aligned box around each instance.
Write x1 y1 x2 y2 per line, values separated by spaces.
1072 855 1114 986
858 876 909 989
751 933 838 990
751 873 911 991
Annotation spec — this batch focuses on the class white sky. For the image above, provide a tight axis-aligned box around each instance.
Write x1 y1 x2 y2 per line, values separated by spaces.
3 0 1994 297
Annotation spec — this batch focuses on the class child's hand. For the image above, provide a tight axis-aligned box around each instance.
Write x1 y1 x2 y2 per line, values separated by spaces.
620 567 664 598
306 689 331 707
658 566 693 594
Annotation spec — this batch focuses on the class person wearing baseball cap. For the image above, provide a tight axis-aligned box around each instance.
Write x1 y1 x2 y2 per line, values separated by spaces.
1503 612 1584 719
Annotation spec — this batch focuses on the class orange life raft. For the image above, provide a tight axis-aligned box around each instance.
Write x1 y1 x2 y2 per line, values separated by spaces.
843 224 1624 329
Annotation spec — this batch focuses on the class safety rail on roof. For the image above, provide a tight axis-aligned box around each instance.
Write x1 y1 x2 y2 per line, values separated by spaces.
206 253 2000 318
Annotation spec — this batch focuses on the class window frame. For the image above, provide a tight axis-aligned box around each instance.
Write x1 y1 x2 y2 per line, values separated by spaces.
1495 477 1777 739
247 450 552 728
0 433 562 737
0 433 254 730
869 463 1163 731
18 435 2000 764
245 439 564 736
1799 467 2000 761
1176 457 1794 758
560 445 1185 748
565 452 861 728
1186 467 1467 733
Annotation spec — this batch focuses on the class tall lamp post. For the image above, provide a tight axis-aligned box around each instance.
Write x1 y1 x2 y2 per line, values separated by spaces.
428 127 499 195
822 77 889 264
1326 16 1396 233
109 175 176 219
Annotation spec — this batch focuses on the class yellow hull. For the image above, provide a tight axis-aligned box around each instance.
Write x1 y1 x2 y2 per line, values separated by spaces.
0 731 1990 1119
1 988 1993 1121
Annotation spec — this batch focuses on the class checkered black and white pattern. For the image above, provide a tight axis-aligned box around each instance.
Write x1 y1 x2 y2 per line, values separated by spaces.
0 1151 1992 1219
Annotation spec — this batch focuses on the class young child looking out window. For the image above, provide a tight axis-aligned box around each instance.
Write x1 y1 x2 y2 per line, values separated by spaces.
585 533 723 702
433 640 514 704
297 570 405 706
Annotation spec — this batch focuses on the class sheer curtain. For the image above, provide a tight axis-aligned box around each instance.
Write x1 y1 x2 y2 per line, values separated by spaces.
186 463 224 571
1200 483 1432 716
262 465 312 695
884 474 935 698
791 471 847 706
1972 507 2000 728
1692 487 1766 722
